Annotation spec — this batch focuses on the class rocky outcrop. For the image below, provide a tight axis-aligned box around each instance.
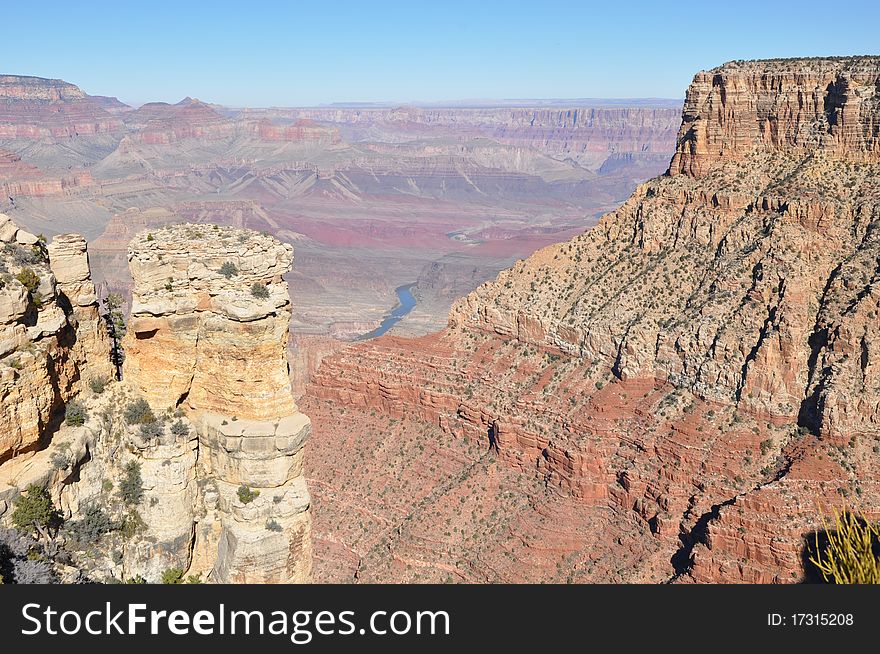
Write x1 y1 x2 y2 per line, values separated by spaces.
0 214 110 463
303 57 880 583
123 224 312 583
670 57 880 177
0 75 122 138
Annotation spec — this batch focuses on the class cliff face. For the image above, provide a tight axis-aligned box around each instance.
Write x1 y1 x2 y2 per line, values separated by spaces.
671 58 880 177
252 104 681 170
0 75 122 138
303 57 880 583
123 224 311 583
0 214 111 463
0 220 310 584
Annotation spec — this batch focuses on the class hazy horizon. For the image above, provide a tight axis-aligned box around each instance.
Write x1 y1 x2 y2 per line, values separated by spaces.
1 0 877 107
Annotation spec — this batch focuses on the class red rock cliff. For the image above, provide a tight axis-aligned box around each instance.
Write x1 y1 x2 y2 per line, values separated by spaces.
303 56 880 584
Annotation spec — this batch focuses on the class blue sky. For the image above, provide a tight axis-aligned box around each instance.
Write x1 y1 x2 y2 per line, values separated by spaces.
2 1 877 107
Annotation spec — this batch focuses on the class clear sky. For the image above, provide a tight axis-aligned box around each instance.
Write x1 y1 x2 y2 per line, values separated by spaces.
2 0 878 107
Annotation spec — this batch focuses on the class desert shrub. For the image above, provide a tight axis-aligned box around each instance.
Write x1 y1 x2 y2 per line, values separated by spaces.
119 511 146 539
9 558 57 584
89 376 108 395
65 400 88 427
161 567 184 584
66 504 117 543
120 462 144 506
124 398 155 425
250 282 270 299
50 447 73 471
237 485 260 504
11 484 61 532
265 519 282 532
138 420 163 440
170 419 190 437
14 267 40 294
809 509 880 584
219 262 238 278
125 575 147 584
186 573 203 584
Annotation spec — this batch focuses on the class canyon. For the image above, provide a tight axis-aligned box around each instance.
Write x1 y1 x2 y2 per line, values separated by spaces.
303 56 880 583
3 56 878 585
0 74 680 347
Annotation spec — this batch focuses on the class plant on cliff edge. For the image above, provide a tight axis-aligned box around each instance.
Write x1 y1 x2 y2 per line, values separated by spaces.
11 484 61 533
250 282 270 299
65 400 88 427
809 509 880 584
124 398 155 425
237 485 260 504
104 292 127 374
14 267 39 294
120 461 144 506
161 567 184 584
170 419 190 437
89 376 108 395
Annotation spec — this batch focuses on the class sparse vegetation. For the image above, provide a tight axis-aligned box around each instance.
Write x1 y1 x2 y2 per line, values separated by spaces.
250 282 270 299
170 419 190 437
124 398 155 425
220 262 238 278
89 376 108 395
14 267 39 294
120 461 144 506
161 567 184 584
64 400 88 427
11 484 61 533
237 485 260 504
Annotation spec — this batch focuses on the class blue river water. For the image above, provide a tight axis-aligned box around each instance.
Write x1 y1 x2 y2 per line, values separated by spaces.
357 283 417 340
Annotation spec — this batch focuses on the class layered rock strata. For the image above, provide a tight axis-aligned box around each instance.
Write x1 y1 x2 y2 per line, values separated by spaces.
0 214 110 462
304 57 880 583
123 223 312 583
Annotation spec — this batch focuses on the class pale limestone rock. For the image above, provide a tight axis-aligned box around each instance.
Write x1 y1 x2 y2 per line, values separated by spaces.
15 229 38 246
0 213 17 242
123 224 312 583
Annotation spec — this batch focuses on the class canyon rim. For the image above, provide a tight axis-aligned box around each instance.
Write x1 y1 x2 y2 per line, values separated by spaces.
1 55 879 585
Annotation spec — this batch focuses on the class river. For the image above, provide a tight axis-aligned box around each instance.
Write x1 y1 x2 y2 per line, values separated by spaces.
357 283 417 340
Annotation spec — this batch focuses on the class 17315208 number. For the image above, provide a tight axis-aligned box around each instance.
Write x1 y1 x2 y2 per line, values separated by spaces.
768 613 854 627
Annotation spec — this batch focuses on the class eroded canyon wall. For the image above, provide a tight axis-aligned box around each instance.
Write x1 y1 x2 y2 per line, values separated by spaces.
304 56 880 583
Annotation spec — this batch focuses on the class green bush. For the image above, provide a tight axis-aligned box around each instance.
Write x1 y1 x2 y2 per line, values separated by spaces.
11 484 61 532
120 461 143 506
161 567 184 584
119 511 146 539
65 400 88 427
237 485 260 504
250 282 270 299
138 420 163 440
66 504 117 543
14 268 40 294
219 262 238 279
124 398 155 425
89 376 108 395
170 419 190 437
